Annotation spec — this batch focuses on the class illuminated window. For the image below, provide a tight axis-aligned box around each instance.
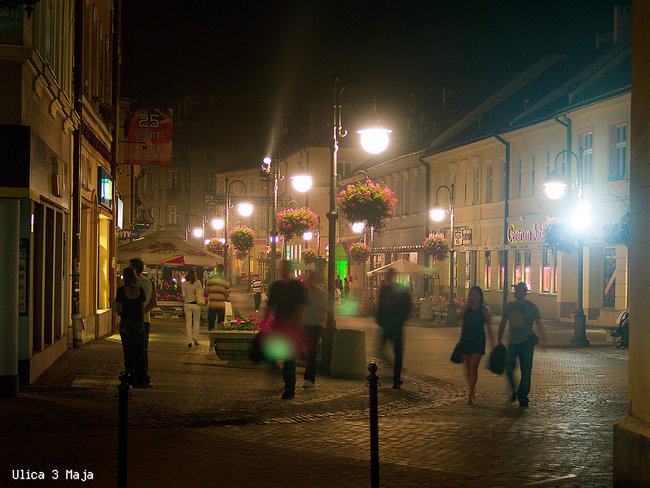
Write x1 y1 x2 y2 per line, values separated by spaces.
604 248 616 307
485 251 492 290
167 169 180 190
542 250 556 294
498 251 506 291
524 250 531 290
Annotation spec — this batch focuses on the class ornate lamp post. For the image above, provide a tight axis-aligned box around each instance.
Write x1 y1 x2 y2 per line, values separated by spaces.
429 183 456 326
261 156 312 283
325 75 391 370
544 148 589 347
223 178 252 279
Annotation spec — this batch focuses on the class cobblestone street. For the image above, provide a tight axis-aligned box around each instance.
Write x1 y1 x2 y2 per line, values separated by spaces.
1 292 628 487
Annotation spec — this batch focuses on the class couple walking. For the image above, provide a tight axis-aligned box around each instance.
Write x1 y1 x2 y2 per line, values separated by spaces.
455 282 545 407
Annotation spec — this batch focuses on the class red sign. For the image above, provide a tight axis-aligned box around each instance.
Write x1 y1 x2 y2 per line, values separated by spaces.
123 108 173 166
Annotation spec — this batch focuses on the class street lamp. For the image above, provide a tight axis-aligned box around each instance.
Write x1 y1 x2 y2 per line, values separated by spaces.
325 75 391 370
546 148 589 347
262 156 311 283
223 177 252 279
430 183 456 326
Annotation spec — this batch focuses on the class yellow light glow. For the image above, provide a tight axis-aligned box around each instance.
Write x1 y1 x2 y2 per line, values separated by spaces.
357 128 391 154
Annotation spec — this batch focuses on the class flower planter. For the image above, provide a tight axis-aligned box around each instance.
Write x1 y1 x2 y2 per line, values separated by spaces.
208 330 257 362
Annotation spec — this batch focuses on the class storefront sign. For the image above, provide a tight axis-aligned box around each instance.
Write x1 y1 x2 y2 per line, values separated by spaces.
0 7 22 33
118 229 140 240
98 167 113 210
123 108 173 166
507 223 544 243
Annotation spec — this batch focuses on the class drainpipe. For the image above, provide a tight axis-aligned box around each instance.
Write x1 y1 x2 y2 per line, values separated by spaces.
71 0 84 347
418 153 431 295
110 0 122 332
494 135 510 314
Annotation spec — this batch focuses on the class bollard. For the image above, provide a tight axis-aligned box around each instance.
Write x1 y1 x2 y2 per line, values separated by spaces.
368 362 380 488
117 372 131 488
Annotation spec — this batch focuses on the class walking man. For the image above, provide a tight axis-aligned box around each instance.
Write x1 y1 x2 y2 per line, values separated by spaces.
129 258 156 387
497 282 546 408
264 260 306 399
250 274 264 312
376 268 411 389
206 264 231 330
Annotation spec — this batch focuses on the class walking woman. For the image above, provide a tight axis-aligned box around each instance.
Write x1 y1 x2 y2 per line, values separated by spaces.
113 267 148 386
456 286 493 405
181 269 203 347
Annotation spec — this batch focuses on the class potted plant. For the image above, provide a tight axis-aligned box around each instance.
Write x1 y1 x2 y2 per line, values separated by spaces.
209 312 271 363
276 207 319 239
302 248 318 265
423 235 450 262
229 225 255 254
349 242 371 263
338 180 397 229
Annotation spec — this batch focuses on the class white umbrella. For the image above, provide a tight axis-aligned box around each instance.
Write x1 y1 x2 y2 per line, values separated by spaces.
366 259 435 277
117 230 222 267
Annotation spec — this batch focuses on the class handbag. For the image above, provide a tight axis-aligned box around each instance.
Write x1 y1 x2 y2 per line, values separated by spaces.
450 342 462 364
196 283 206 306
488 344 507 374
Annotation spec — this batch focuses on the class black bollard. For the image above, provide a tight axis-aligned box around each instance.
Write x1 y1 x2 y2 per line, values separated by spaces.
368 361 380 488
117 372 131 488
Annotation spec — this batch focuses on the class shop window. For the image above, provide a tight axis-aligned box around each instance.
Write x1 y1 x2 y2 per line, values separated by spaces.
498 251 506 291
485 251 492 290
98 217 110 310
604 248 616 308
524 250 531 290
167 169 180 190
541 250 556 294
514 250 523 284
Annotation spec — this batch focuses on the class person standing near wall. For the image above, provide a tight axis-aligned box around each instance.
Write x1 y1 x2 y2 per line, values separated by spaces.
129 258 156 387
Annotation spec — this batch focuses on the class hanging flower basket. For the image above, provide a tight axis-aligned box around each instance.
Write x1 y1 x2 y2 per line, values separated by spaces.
543 217 577 253
229 226 255 253
338 180 397 229
205 238 225 256
349 242 371 263
276 207 319 239
235 250 248 260
302 248 318 265
423 236 450 262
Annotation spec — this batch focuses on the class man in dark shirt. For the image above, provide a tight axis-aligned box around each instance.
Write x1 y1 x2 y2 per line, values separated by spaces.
376 268 411 389
264 260 306 399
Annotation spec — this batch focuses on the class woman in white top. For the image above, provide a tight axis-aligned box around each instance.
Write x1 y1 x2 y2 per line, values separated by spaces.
181 269 203 347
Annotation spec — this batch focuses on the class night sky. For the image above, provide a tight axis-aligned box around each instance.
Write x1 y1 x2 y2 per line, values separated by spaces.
121 0 629 151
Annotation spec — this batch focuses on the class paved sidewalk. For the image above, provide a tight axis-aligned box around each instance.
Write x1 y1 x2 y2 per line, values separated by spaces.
0 293 628 487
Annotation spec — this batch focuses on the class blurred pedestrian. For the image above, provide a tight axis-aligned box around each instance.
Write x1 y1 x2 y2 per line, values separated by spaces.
129 258 156 387
376 268 411 389
181 269 203 347
455 286 493 405
113 267 148 387
264 260 307 399
302 270 327 388
343 277 350 301
250 273 264 312
497 282 546 408
206 264 231 330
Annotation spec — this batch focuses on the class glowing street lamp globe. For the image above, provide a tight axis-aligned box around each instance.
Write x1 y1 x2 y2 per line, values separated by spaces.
429 207 446 222
218 237 226 244
291 174 313 193
211 218 225 231
351 221 366 234
357 127 392 154
237 202 254 217
302 231 313 241
192 227 204 238
544 171 567 200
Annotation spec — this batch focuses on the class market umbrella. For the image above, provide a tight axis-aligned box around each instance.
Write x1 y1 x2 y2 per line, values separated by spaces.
117 230 222 267
366 259 435 277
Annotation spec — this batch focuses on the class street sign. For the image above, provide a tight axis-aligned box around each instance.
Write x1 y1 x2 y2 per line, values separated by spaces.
118 229 141 240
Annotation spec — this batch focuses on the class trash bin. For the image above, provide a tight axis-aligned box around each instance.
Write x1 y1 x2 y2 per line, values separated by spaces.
330 329 367 379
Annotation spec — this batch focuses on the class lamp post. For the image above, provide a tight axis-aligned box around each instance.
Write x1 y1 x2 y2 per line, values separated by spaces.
261 156 312 283
429 183 456 326
325 75 391 370
544 148 589 347
223 177 252 280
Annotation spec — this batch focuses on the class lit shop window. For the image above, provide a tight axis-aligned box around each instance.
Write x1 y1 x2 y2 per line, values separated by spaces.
514 251 523 284
498 251 506 291
524 250 531 291
541 250 556 294
485 251 492 290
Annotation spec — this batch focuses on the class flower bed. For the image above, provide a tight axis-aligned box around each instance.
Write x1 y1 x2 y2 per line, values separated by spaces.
338 180 397 229
276 207 319 239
